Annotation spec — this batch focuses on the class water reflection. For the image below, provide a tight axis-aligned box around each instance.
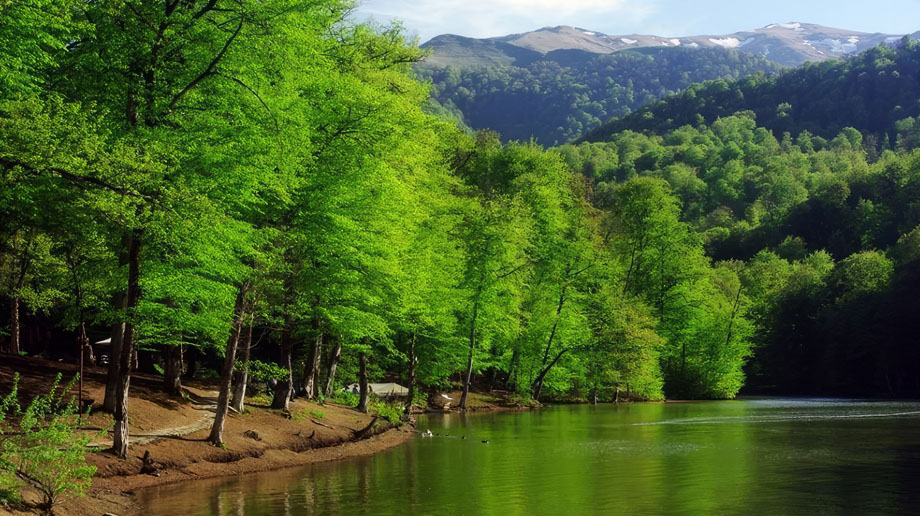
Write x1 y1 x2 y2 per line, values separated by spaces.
139 399 920 516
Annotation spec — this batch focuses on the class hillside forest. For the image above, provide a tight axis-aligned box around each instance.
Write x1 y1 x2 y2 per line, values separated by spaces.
2 0 920 470
419 46 781 145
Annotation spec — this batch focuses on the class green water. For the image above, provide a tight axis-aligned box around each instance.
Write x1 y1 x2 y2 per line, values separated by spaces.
139 399 920 515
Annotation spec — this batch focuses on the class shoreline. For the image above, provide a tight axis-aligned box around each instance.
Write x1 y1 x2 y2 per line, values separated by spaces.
85 423 416 516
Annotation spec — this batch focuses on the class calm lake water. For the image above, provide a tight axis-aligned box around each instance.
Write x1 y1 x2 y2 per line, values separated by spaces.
138 399 920 515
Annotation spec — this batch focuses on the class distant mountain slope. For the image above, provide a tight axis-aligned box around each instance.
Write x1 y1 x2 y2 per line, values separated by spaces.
417 47 780 145
423 23 903 68
579 39 920 144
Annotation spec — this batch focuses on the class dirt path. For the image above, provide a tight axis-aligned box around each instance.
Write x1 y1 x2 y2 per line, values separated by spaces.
86 395 218 448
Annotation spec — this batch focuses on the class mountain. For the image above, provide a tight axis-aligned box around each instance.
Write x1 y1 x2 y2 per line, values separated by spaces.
417 44 780 145
579 39 920 144
423 23 903 68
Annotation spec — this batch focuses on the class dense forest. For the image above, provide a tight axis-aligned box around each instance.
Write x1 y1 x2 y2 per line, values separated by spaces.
560 115 920 395
4 0 920 475
417 47 780 145
0 0 756 467
581 38 920 143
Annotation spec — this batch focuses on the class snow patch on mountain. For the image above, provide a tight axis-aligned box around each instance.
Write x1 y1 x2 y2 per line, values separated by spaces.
815 38 858 53
709 37 741 48
621 38 637 44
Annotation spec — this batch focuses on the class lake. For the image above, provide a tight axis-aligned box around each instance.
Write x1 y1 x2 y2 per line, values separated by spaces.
138 398 920 515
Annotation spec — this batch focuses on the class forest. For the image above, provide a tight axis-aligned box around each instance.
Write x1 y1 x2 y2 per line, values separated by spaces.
0 0 757 471
581 38 920 143
3 0 920 481
418 47 780 145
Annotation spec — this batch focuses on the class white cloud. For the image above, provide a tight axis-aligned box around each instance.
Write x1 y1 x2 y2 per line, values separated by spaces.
355 0 658 41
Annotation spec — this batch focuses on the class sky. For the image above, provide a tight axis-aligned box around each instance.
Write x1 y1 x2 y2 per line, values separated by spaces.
354 0 920 42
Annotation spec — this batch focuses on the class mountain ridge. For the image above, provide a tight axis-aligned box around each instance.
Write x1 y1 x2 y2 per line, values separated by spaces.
423 22 906 68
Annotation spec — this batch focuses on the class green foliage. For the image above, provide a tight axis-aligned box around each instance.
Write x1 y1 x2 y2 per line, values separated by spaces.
418 47 780 145
242 361 290 384
370 400 403 424
0 374 100 510
583 42 920 144
332 391 360 408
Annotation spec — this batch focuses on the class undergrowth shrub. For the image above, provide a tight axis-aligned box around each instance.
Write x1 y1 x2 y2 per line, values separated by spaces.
0 373 101 511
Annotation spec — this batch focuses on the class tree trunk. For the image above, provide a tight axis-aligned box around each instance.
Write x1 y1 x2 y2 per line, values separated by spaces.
324 339 342 398
531 346 571 400
103 235 131 413
404 333 416 414
103 309 124 413
82 337 95 367
591 385 598 405
303 321 322 400
357 352 368 413
113 231 142 459
163 345 183 395
231 316 253 414
459 289 482 411
506 348 519 392
539 287 567 370
459 339 474 410
208 286 247 446
8 297 19 355
271 317 293 411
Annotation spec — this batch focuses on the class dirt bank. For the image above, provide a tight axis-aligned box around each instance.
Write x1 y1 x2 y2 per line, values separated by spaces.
0 356 415 516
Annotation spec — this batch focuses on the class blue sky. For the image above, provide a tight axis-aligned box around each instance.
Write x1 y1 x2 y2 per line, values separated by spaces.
354 0 920 42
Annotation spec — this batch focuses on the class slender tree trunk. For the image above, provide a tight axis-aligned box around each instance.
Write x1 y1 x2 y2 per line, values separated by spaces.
231 316 253 414
7 245 29 356
324 339 342 399
459 284 483 411
271 317 293 411
459 338 475 410
488 366 499 392
506 348 519 392
113 231 142 459
539 287 567 369
303 320 323 400
208 285 248 445
8 297 19 355
531 347 571 400
404 333 416 414
82 330 95 366
103 235 130 413
163 345 183 395
357 352 368 413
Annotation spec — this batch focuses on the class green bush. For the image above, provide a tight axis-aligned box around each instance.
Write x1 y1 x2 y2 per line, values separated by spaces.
370 400 403 424
0 374 101 511
332 391 359 408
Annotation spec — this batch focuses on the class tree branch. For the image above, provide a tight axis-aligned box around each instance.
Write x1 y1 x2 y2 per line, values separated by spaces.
166 14 243 113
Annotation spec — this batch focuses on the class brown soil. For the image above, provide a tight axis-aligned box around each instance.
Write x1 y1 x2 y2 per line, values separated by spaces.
0 356 415 516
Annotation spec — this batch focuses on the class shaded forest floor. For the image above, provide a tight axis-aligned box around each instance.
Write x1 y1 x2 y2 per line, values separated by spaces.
0 356 415 516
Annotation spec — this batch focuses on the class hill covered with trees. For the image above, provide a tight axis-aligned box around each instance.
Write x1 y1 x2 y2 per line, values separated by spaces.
417 47 780 145
581 38 920 145
560 114 920 395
